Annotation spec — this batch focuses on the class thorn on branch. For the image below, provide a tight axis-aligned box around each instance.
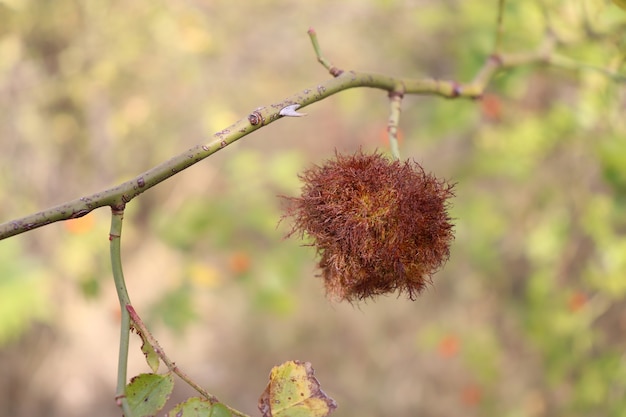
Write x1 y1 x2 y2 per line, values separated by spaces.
279 104 307 117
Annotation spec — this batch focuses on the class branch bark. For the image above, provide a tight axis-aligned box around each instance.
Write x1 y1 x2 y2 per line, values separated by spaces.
0 33 622 240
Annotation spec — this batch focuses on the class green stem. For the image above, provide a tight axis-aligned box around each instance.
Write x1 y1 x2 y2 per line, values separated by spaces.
307 27 341 75
110 206 133 417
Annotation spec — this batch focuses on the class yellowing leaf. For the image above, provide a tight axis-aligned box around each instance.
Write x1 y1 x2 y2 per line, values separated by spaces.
258 360 337 417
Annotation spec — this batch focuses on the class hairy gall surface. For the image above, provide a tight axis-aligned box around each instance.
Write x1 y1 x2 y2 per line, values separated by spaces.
284 151 455 301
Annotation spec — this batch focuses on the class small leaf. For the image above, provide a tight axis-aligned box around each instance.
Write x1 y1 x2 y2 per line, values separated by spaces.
140 337 160 373
167 398 233 417
126 373 174 417
130 323 160 372
258 360 337 417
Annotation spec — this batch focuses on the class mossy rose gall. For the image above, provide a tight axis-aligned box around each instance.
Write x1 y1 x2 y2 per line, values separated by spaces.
284 150 455 301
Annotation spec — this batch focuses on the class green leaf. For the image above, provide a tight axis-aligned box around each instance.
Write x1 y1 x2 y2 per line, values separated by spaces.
209 403 233 417
129 317 159 372
140 337 160 373
126 373 174 417
258 361 337 417
167 398 232 417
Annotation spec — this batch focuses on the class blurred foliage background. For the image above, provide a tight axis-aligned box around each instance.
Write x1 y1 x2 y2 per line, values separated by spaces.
0 0 625 416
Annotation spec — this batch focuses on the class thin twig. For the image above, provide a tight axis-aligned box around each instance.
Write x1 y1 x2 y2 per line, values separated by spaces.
126 305 250 417
494 0 506 54
549 53 626 82
307 27 344 77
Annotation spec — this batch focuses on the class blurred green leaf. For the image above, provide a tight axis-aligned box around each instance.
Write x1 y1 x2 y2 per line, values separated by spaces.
613 0 626 11
0 240 50 345
599 136 626 197
149 284 199 333
78 275 101 299
254 284 296 316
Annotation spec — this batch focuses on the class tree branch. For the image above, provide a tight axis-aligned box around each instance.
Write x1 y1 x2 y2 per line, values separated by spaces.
0 32 623 241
